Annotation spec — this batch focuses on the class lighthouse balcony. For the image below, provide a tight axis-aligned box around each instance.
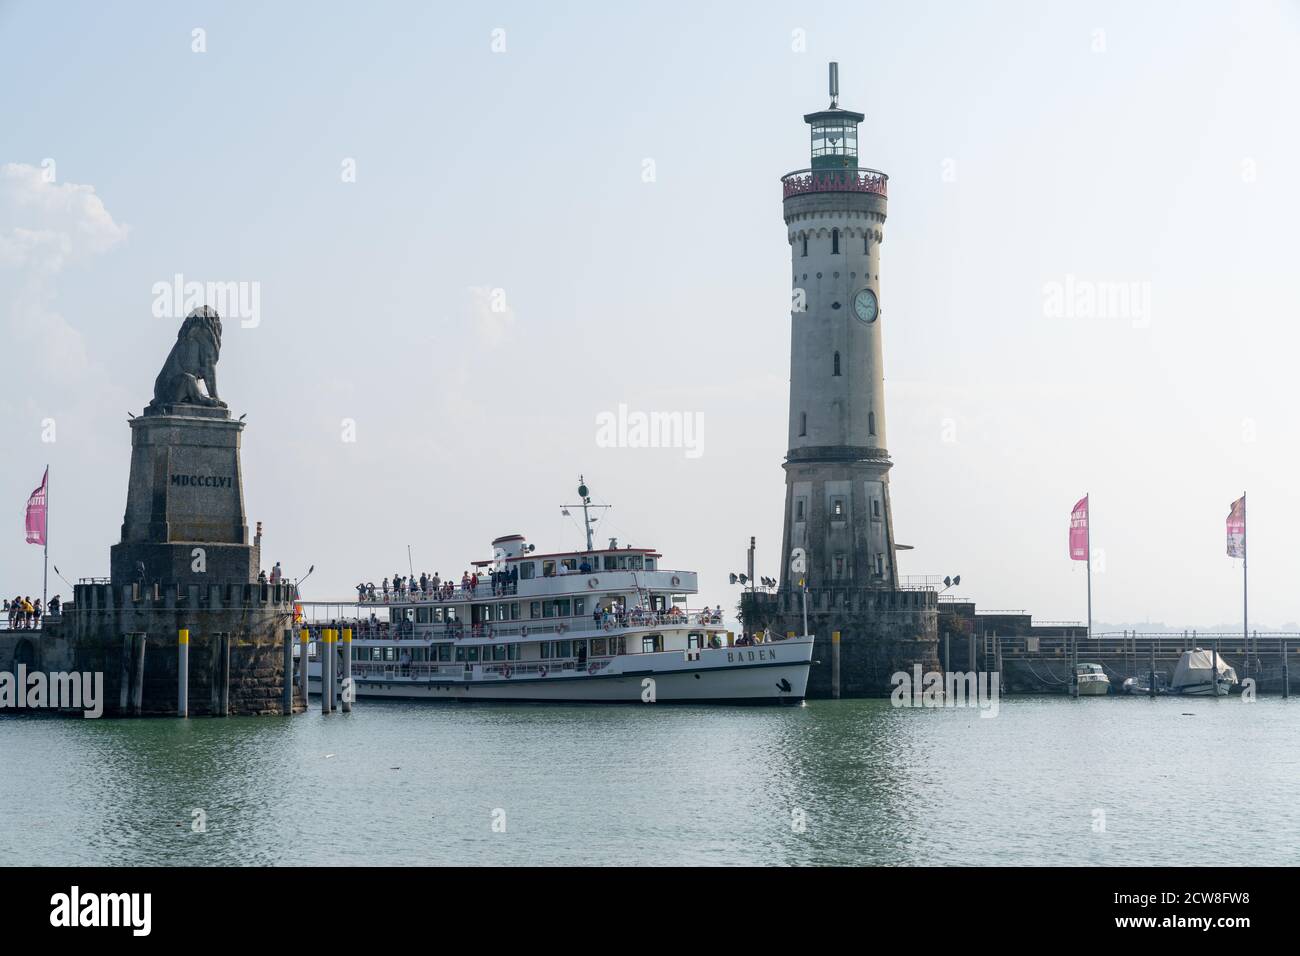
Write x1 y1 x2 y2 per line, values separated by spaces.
782 167 888 199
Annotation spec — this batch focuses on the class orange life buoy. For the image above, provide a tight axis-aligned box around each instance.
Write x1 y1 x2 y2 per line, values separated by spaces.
671 576 681 586
587 577 599 588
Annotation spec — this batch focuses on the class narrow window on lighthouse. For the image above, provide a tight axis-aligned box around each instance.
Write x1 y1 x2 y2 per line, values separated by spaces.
833 351 841 376
801 234 808 257
831 228 840 254
868 411 877 436
799 412 807 436
864 235 869 254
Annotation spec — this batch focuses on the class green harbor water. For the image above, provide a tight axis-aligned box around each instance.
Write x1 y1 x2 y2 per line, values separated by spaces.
2 695 1297 866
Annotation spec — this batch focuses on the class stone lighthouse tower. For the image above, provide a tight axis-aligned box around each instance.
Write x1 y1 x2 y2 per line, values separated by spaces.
779 63 896 593
744 64 938 697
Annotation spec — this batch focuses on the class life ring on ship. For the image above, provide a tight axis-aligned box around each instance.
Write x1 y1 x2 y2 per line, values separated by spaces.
502 665 513 679
556 622 567 633
587 578 599 588
520 626 529 637
538 664 548 677
587 662 598 675
671 576 681 587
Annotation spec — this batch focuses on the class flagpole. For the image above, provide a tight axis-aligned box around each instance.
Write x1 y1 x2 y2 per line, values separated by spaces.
1242 491 1248 655
1085 492 1092 642
42 465 49 610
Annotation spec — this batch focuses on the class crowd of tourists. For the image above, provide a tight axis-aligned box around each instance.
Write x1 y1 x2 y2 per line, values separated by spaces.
356 567 520 603
4 594 60 629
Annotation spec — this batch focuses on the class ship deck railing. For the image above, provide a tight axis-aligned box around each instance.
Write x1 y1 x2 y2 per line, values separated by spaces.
305 610 727 642
346 569 698 606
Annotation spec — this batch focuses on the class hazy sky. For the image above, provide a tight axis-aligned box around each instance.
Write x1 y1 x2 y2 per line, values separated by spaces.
2 1 1298 630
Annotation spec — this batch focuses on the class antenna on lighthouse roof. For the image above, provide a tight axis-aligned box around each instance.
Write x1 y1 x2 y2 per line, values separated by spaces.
829 62 839 108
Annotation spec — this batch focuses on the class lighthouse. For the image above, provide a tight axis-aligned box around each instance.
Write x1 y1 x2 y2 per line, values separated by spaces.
779 63 896 593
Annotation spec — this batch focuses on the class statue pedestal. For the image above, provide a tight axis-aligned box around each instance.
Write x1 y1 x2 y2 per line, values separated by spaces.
109 405 258 586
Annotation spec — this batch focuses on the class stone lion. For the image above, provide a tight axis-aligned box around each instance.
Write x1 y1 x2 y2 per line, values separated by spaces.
149 306 226 408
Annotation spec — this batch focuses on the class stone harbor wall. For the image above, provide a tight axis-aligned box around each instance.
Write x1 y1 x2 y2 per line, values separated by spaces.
33 581 306 716
742 588 940 698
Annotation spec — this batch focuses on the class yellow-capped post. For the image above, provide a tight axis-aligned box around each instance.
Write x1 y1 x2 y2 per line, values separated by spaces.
177 628 189 717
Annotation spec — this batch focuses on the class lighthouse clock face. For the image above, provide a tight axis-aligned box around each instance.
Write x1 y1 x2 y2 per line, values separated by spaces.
853 288 879 323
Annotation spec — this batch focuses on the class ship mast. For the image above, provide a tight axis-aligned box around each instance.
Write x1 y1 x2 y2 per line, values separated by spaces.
563 476 609 553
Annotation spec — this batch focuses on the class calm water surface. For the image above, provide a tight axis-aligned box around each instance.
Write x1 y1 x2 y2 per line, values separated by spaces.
2 696 1297 865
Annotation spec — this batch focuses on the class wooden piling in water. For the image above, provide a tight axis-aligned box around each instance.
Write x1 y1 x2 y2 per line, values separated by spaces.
131 633 146 716
830 631 841 700
341 627 353 713
177 629 189 718
282 629 293 715
119 633 132 713
219 634 231 716
321 629 334 714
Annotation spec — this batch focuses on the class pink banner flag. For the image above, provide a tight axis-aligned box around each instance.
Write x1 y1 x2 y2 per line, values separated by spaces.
25 467 48 546
1226 495 1245 558
1069 495 1089 561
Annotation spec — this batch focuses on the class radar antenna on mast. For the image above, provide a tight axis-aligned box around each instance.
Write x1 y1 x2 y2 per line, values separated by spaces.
561 475 610 552
829 61 839 108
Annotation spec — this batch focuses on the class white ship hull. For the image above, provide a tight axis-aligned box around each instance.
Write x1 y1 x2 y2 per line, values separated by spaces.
309 639 812 705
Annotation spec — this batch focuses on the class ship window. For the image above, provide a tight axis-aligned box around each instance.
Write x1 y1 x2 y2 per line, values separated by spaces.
530 601 541 618
832 229 840 254
519 561 535 579
629 555 644 570
436 644 451 662
556 640 572 658
642 634 663 654
508 644 520 661
833 352 841 376
455 646 466 662
688 632 703 649
542 601 554 618
801 234 808 257
561 558 578 571
445 608 457 623
510 602 519 619
869 411 876 436
617 556 628 569
467 646 479 662
555 599 571 616
539 641 552 659
592 638 608 656
574 597 585 616
493 644 507 661
645 558 655 570
432 607 443 623
384 647 396 662
799 412 807 436
416 607 429 624
542 560 556 577
603 555 617 571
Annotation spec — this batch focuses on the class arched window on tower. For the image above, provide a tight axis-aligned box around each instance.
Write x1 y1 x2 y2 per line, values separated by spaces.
799 412 807 437
833 351 841 376
863 234 869 254
868 411 877 436
801 234 808 257
832 228 840 254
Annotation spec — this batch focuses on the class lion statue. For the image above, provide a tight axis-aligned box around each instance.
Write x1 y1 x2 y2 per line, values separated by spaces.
149 306 226 409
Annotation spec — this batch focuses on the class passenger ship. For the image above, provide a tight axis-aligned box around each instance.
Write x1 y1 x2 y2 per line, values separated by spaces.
303 483 813 704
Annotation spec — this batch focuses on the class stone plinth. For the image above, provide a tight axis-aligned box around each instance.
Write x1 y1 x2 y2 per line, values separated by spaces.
109 404 256 587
